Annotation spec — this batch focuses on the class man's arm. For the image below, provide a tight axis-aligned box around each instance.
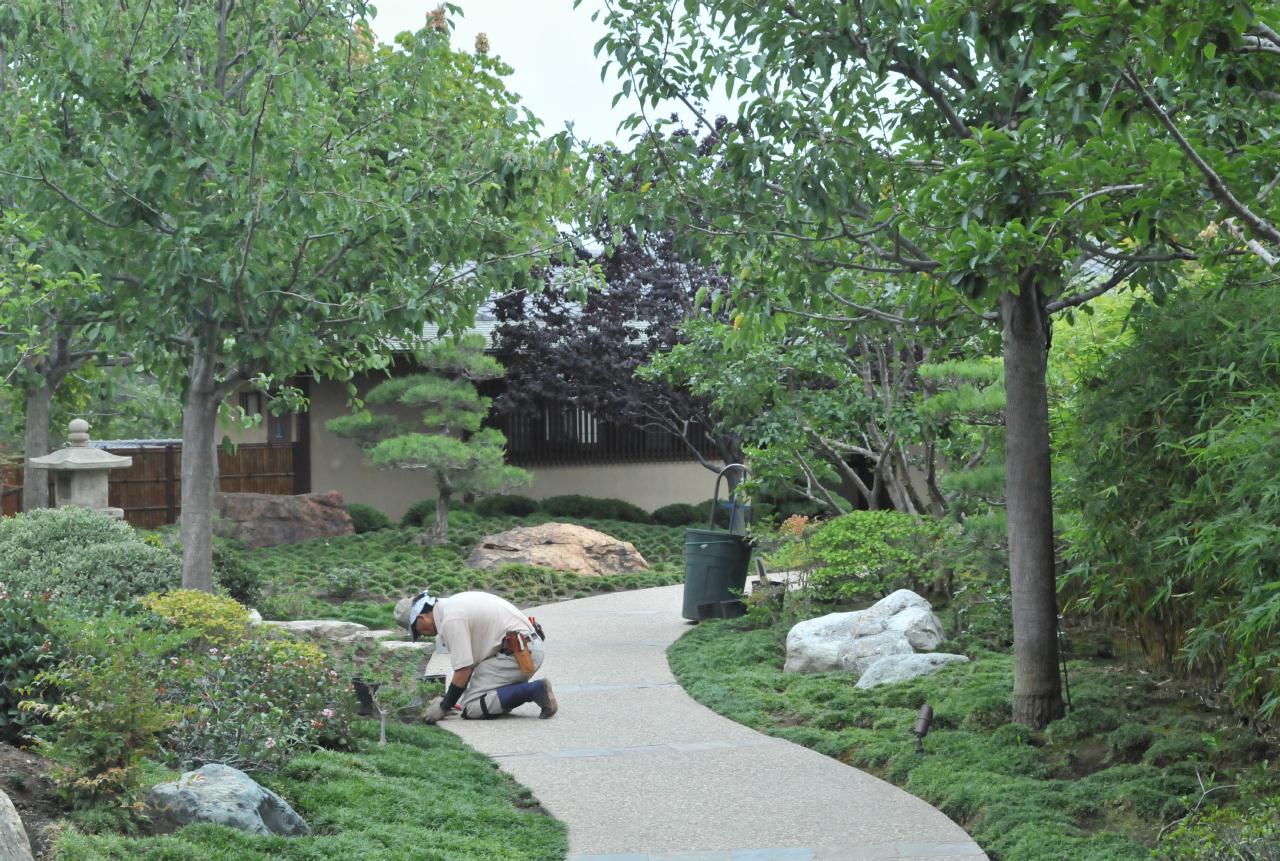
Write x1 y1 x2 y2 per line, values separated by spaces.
450 665 474 689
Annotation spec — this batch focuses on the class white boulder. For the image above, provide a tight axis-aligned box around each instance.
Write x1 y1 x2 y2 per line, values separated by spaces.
261 620 368 640
0 790 34 861
784 589 946 674
856 653 971 688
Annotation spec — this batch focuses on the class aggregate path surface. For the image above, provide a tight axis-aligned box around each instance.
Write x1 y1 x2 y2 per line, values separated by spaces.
433 585 988 861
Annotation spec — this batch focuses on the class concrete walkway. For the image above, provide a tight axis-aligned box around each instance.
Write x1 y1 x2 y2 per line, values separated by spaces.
433 585 988 861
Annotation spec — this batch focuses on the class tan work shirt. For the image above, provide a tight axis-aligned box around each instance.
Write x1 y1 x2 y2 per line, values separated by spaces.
433 591 534 672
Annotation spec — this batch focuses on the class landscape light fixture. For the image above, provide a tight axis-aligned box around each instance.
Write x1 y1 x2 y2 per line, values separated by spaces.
914 703 934 755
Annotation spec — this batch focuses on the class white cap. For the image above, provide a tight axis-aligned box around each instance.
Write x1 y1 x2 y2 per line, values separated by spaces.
406 590 437 641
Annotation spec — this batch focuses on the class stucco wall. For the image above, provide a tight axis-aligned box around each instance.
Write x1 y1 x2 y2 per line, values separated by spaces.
307 378 716 521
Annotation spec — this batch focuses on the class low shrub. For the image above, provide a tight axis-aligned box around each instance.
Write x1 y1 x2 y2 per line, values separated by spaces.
156 634 353 772
400 497 437 528
651 502 700 527
473 494 540 518
1156 795 1280 860
140 590 251 649
0 507 180 603
541 494 652 524
23 609 189 810
213 539 261 606
322 565 373 600
808 510 944 601
347 503 394 534
0 586 60 745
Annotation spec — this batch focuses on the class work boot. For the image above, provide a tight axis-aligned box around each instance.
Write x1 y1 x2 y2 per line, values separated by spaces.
533 679 558 719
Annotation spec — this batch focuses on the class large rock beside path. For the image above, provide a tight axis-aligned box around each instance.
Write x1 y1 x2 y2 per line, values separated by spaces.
0 789 34 861
785 589 946 674
214 491 353 548
466 522 649 577
145 764 309 837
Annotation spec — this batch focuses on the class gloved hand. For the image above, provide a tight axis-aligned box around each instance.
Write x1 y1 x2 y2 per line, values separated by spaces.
423 699 449 724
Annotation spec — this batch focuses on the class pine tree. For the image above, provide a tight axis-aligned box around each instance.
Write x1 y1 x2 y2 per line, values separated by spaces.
328 336 529 544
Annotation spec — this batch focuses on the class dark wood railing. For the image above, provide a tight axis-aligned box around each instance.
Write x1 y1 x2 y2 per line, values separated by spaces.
489 405 717 466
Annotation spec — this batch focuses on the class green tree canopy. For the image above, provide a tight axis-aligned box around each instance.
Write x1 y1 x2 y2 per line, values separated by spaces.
1 1 574 587
590 0 1279 725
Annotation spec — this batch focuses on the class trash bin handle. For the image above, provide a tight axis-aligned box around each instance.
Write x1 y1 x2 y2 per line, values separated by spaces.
710 463 750 532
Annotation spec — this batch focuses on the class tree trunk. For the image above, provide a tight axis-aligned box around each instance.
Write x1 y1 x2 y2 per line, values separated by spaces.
432 492 450 544
180 347 221 592
21 379 54 512
1000 285 1064 729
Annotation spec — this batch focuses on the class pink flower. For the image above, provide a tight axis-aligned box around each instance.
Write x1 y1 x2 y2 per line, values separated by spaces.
264 737 277 749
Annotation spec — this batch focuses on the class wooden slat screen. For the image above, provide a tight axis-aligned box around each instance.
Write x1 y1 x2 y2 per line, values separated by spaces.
2 443 298 530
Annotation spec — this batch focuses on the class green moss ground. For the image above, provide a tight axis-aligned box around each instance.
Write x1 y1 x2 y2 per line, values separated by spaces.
668 618 1279 861
250 511 686 626
53 722 567 860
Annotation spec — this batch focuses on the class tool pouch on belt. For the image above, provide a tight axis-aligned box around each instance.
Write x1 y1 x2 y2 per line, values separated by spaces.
502 631 535 676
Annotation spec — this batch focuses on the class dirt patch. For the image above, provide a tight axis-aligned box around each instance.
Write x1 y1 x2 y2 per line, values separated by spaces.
0 743 66 860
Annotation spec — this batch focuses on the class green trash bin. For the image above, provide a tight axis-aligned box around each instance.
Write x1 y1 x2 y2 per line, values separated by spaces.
682 464 752 621
682 528 752 621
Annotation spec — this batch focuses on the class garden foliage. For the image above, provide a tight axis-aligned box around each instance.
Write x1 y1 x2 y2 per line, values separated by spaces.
22 593 352 810
541 494 653 524
0 507 179 602
808 510 944 601
346 502 394 534
0 586 60 745
1058 282 1280 719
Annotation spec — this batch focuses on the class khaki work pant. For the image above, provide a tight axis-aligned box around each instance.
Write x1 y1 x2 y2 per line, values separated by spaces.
458 636 545 719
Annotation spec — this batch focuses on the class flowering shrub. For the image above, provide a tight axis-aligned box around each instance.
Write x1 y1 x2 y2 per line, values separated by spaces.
21 609 187 809
0 584 60 744
156 634 352 772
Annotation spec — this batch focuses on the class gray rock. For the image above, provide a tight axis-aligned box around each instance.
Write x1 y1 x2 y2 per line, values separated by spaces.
856 653 971 688
336 629 400 645
784 589 946 674
262 619 368 640
836 631 915 676
379 640 432 651
0 789 34 861
145 763 309 837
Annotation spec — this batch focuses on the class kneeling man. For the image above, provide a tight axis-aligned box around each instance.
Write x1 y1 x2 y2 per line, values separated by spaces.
404 589 556 723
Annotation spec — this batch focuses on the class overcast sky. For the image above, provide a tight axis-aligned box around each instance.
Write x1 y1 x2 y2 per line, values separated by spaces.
366 1 734 146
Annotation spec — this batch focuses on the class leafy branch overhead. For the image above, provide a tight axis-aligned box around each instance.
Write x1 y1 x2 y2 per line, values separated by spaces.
1 0 576 588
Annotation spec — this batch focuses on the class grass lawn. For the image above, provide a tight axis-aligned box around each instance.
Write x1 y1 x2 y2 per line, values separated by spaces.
248 510 686 627
668 617 1279 861
52 722 567 860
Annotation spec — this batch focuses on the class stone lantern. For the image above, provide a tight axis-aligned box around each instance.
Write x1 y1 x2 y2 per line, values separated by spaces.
27 419 133 519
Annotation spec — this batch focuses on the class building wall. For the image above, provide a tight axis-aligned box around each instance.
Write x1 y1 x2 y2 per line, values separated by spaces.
307 378 716 521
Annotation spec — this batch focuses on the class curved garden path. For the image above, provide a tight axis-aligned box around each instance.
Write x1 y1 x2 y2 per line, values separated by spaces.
434 584 988 861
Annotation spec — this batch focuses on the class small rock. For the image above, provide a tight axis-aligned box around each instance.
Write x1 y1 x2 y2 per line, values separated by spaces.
145 764 308 837
247 609 264 625
856 653 970 688
0 789 34 861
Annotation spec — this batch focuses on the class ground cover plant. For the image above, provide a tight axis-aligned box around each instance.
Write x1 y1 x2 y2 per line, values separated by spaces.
668 619 1279 861
51 721 567 860
251 510 686 626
